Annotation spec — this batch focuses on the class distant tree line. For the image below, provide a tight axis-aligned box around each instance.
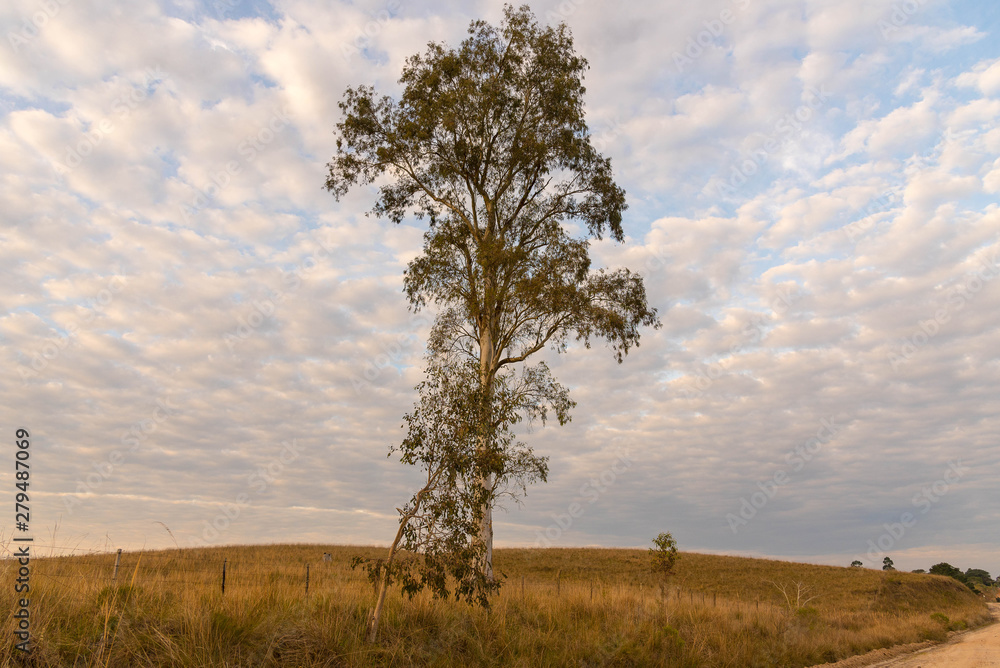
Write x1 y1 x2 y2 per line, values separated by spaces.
850 559 995 593
924 563 994 591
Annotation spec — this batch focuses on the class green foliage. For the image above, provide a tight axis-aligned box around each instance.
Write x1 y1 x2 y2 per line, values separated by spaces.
649 532 680 578
352 357 511 609
795 606 820 619
661 624 685 652
850 560 863 568
928 611 967 631
793 606 822 631
325 0 659 394
965 568 993 587
882 557 894 571
328 0 661 368
921 612 952 641
929 562 967 584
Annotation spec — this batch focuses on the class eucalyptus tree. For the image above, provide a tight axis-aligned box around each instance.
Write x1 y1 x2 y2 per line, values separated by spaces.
326 4 659 580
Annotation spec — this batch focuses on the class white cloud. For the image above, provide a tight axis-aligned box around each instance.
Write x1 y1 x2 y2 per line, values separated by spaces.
957 56 1000 97
1 0 997 574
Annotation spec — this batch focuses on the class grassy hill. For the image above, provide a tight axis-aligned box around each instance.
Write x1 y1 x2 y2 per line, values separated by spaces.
2 544 992 666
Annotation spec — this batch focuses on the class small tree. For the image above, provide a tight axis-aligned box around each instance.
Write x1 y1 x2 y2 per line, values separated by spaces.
650 532 680 579
850 560 863 568
767 580 819 610
882 557 894 571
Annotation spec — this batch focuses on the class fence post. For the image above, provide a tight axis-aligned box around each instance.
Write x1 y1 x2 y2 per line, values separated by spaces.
222 558 227 595
306 563 310 598
713 592 717 607
590 579 594 602
112 548 122 582
557 569 561 595
521 575 525 598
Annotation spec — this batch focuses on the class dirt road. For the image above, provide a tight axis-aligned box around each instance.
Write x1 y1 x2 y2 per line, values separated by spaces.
816 604 1000 668
869 604 1000 667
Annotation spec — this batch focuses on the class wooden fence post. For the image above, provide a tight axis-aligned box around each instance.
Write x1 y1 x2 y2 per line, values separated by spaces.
306 563 310 598
222 558 227 595
112 548 122 582
521 575 525 598
557 569 561 595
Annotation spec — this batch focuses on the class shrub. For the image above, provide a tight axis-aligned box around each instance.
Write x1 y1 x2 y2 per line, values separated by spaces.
649 532 680 578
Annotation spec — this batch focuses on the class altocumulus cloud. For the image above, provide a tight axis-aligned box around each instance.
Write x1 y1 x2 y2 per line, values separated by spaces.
1 0 998 573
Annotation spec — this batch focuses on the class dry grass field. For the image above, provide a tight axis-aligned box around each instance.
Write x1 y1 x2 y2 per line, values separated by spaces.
1 544 993 667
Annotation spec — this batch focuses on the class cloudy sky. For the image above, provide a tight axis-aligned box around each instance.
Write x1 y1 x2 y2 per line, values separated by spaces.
2 0 998 573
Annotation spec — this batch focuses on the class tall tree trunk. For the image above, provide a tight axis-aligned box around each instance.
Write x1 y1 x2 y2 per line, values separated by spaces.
478 310 495 581
479 478 494 580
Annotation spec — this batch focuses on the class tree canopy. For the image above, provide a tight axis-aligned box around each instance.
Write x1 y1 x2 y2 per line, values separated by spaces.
964 568 993 587
326 3 658 373
929 562 966 583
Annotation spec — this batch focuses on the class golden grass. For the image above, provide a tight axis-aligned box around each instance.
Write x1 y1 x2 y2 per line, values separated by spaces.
1 544 992 667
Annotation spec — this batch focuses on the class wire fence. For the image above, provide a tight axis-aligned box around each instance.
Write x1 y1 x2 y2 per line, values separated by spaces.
0 543 778 612
1 544 340 595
